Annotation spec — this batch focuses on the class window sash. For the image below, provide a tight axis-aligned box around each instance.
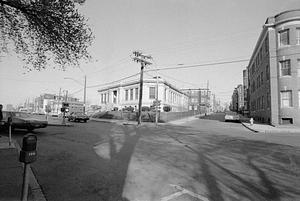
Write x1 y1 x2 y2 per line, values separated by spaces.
130 89 133 100
296 28 300 45
279 30 289 46
135 88 138 100
149 87 155 99
125 90 128 101
299 91 300 108
298 59 300 77
280 60 291 76
281 91 292 107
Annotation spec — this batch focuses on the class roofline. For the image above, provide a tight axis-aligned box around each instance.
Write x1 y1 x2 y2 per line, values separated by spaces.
97 78 188 96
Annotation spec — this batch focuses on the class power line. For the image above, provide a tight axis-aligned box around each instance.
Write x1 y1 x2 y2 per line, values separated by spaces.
145 52 300 72
69 88 83 95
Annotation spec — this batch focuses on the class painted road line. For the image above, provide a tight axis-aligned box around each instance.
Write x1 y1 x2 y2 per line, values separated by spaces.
161 184 209 201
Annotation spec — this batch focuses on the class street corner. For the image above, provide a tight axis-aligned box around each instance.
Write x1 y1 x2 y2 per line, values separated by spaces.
240 122 259 133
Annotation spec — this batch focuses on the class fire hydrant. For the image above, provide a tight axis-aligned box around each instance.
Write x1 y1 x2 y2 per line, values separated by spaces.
250 118 254 126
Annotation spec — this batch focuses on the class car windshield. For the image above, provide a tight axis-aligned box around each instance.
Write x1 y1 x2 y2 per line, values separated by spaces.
13 112 31 118
74 113 84 115
226 112 238 115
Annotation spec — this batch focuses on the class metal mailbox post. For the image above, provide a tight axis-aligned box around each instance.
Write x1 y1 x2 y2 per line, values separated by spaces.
19 134 37 201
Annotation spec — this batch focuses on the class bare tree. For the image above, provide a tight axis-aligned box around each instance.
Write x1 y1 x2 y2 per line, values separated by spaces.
0 0 93 71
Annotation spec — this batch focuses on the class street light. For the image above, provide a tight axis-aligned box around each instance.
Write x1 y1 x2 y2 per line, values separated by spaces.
64 75 87 114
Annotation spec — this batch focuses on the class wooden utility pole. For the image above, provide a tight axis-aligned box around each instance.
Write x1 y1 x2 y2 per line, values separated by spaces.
132 51 152 125
83 75 87 114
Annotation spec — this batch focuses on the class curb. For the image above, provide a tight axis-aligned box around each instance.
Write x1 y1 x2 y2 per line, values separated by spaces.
241 122 259 133
13 140 47 201
47 123 73 127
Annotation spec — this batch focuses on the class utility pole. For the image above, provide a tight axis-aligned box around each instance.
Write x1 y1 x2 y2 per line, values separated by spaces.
155 71 159 126
57 88 61 114
206 80 209 115
132 51 152 125
83 75 87 114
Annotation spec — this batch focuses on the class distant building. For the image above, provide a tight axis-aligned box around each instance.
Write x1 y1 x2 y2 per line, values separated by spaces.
246 9 300 125
231 88 238 112
180 88 211 113
5 104 15 111
34 93 83 114
98 77 189 112
243 69 249 115
236 84 244 113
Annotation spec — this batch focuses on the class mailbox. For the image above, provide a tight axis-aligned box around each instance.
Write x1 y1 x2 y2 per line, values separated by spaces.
19 134 37 164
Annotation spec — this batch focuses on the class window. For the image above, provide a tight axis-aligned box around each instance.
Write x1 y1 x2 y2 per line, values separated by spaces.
280 60 291 76
267 92 270 108
135 88 138 100
125 90 128 101
280 91 292 107
266 65 270 80
261 72 263 85
299 91 300 108
130 89 133 100
113 91 117 104
297 59 300 77
296 28 300 45
149 87 155 99
262 96 264 109
278 29 289 46
265 36 269 53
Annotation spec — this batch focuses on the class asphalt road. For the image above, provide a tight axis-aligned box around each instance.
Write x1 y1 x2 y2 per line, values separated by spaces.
4 113 300 201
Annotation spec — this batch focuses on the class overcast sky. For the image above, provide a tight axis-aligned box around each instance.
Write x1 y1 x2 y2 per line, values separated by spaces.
1 0 300 107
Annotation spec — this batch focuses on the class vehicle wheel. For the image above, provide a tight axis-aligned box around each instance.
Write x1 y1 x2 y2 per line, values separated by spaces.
68 118 70 121
84 120 87 123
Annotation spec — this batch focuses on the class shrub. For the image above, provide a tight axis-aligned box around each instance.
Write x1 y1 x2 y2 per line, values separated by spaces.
123 106 134 112
142 106 150 111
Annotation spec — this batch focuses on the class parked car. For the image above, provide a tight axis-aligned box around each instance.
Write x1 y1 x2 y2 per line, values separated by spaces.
68 112 89 122
2 111 48 131
224 112 240 122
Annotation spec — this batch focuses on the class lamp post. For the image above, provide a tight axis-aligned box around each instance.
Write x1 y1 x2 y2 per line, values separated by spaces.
64 76 87 114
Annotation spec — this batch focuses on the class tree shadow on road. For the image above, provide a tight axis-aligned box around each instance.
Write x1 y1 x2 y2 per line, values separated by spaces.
93 124 142 201
156 124 300 201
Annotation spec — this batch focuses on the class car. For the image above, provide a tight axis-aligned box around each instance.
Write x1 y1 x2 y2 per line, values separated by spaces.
68 112 89 122
2 111 48 131
224 112 240 122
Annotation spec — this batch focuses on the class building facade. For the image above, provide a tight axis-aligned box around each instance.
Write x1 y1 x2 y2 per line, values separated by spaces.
236 84 244 113
180 89 211 113
34 93 83 115
243 69 249 115
246 10 300 125
231 88 238 112
98 78 189 112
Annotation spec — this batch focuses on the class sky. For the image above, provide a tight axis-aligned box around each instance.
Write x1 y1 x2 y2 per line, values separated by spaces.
1 0 300 107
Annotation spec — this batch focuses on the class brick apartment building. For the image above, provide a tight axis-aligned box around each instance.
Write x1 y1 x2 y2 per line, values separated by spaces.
246 9 300 126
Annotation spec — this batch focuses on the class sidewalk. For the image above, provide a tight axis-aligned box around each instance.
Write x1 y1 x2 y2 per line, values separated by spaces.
241 122 300 134
0 135 46 201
